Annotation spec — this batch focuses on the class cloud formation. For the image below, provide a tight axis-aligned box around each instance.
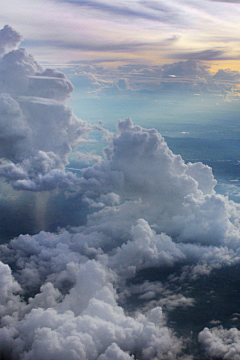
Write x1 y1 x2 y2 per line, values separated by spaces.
0 259 184 360
2 25 240 359
2 115 240 357
0 25 22 56
0 25 97 191
170 49 227 61
58 0 180 24
199 326 240 359
2 0 240 70
68 58 240 98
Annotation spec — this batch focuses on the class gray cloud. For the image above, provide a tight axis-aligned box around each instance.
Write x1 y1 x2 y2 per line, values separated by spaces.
199 326 240 359
213 68 240 82
170 49 227 61
24 38 156 53
0 25 22 56
3 25 240 360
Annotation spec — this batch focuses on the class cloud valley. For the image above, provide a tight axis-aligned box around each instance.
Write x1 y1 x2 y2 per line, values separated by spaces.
1 25 240 360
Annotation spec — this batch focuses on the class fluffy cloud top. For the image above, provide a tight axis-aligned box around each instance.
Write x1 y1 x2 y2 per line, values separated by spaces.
69 57 240 98
0 25 98 191
199 326 240 359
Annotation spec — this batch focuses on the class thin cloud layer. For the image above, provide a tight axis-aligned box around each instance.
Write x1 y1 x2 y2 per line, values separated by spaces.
199 326 240 359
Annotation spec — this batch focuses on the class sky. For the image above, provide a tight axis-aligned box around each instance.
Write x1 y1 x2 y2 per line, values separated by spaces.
2 0 240 97
2 0 240 130
2 1 240 360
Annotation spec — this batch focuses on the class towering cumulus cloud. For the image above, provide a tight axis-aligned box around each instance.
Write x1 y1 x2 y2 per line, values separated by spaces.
0 25 96 192
2 25 240 359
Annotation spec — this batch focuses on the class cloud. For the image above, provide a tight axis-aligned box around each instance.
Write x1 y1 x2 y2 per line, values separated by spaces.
3 115 239 290
207 0 240 2
161 59 211 78
0 25 22 56
25 38 153 54
170 49 227 61
199 326 240 359
68 58 240 97
213 68 240 82
3 25 240 360
28 69 74 101
58 0 179 24
0 26 98 191
0 93 31 162
80 118 233 246
2 0 240 70
0 260 183 360
0 47 43 96
97 343 134 360
122 280 195 312
109 219 186 278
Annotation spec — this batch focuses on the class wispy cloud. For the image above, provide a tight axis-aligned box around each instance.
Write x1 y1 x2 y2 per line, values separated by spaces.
2 0 240 67
206 0 240 3
170 49 228 60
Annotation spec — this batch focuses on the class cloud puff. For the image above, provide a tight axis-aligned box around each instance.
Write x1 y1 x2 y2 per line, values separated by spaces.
0 25 22 56
69 58 240 97
0 47 43 96
0 260 183 360
80 117 234 247
2 115 240 280
199 326 240 359
207 0 240 2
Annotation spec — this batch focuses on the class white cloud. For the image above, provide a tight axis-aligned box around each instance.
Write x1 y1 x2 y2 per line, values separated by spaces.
199 326 240 359
109 219 186 277
0 260 183 360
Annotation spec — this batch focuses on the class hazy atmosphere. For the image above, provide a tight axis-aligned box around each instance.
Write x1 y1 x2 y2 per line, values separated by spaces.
1 1 240 359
